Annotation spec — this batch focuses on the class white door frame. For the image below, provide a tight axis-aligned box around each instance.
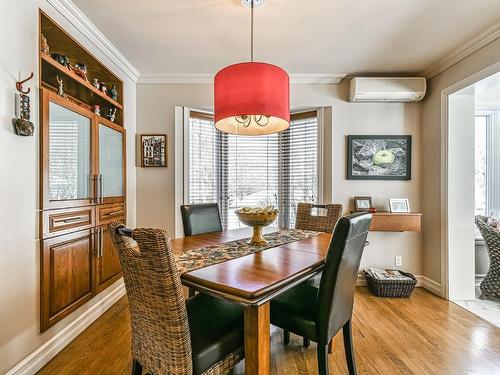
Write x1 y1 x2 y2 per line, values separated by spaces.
440 61 500 299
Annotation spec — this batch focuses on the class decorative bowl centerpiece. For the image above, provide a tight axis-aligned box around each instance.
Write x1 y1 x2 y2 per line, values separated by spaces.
235 206 279 246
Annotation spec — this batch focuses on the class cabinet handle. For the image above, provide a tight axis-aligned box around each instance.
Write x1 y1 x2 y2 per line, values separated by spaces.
100 227 104 257
92 175 98 203
60 216 87 224
102 210 124 218
99 175 104 203
93 229 99 256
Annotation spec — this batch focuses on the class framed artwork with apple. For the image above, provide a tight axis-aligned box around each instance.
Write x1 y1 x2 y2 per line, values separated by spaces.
347 135 411 180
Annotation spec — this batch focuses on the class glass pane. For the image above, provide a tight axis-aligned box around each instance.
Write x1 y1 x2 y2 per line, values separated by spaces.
48 102 91 201
99 124 123 197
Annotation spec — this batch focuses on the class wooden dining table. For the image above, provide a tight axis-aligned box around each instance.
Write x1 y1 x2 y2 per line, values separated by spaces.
170 227 332 375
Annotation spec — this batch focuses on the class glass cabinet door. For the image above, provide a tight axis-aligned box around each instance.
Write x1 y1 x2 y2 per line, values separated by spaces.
48 101 92 204
98 123 124 199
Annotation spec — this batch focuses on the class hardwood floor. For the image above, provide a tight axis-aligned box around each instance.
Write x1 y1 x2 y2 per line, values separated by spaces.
37 288 500 375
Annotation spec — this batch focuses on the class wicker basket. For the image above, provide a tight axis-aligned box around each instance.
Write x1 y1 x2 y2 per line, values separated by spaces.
364 270 417 298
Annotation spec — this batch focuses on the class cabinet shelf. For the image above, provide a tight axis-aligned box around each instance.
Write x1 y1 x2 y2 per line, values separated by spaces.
41 54 123 110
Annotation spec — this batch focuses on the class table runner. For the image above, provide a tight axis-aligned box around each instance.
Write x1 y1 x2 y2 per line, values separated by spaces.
176 229 321 274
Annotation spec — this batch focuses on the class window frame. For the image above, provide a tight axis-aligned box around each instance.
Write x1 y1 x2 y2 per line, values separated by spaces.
184 108 322 230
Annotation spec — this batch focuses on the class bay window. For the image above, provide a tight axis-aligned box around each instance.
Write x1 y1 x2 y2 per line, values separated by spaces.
186 110 319 230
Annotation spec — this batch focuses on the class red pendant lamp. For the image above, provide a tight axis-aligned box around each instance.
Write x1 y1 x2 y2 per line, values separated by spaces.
214 0 290 135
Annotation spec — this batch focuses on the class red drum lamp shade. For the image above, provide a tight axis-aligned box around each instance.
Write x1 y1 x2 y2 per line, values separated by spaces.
214 62 290 135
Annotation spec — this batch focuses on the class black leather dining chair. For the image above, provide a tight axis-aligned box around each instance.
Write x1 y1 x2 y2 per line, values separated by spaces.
180 203 223 237
270 212 372 375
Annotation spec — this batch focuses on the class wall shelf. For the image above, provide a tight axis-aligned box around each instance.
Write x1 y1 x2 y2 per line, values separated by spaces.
369 212 422 232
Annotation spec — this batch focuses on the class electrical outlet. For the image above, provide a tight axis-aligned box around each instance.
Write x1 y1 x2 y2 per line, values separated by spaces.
395 256 402 267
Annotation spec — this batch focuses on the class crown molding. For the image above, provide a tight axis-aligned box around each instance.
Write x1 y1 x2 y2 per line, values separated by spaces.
138 72 346 84
47 0 140 82
421 21 500 79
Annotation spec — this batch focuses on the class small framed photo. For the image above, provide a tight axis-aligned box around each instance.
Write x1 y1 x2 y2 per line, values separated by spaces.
389 198 410 213
354 196 372 212
141 134 167 167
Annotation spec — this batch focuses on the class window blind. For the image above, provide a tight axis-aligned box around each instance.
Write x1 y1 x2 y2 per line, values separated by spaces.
187 110 318 230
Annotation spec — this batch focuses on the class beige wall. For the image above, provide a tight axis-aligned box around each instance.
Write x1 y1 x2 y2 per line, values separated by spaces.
0 1 136 373
137 81 422 274
421 37 500 285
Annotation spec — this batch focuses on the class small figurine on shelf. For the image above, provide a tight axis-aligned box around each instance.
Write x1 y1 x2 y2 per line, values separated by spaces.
51 53 72 70
40 34 50 55
74 63 88 81
107 107 117 122
92 78 100 89
109 84 118 101
56 75 65 97
92 105 101 116
99 82 107 94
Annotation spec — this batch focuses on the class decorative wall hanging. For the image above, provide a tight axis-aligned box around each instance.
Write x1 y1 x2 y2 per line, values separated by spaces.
13 73 34 136
347 135 412 180
214 0 290 135
141 134 167 167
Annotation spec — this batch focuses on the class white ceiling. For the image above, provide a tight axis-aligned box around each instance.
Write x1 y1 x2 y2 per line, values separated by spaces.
73 0 500 77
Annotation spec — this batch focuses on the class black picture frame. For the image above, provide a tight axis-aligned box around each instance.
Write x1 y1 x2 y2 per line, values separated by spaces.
347 135 412 180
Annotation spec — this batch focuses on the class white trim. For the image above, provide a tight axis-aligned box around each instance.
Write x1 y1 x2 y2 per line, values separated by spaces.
47 0 139 82
421 22 500 79
475 274 486 288
138 73 346 85
439 61 500 301
7 281 126 375
422 277 443 297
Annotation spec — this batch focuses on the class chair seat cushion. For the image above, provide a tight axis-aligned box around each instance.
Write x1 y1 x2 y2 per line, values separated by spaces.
270 283 319 341
305 271 322 287
187 293 244 375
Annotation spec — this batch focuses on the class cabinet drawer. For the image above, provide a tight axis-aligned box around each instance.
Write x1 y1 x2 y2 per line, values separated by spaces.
97 203 126 225
42 206 95 238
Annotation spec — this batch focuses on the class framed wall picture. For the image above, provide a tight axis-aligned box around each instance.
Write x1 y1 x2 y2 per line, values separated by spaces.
347 135 411 180
141 134 167 167
354 196 372 212
389 198 410 213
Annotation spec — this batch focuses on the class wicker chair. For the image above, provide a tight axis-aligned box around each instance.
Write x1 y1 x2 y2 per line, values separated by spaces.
475 216 500 299
294 203 343 348
109 221 244 375
295 203 343 233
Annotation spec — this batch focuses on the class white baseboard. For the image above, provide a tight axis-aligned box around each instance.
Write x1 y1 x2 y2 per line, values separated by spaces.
422 277 443 297
475 274 486 288
7 281 126 375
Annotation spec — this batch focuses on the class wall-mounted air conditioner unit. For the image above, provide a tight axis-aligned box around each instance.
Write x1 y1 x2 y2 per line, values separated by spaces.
349 77 426 102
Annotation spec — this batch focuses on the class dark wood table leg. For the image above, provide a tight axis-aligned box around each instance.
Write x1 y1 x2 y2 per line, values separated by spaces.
244 302 270 375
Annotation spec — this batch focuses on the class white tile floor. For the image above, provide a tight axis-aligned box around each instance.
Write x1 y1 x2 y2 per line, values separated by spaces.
453 287 500 328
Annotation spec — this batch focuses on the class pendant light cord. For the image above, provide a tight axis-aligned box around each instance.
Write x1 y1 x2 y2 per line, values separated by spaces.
251 1 254 62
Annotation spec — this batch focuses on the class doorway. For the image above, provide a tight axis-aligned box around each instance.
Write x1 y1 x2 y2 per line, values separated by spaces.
447 71 500 327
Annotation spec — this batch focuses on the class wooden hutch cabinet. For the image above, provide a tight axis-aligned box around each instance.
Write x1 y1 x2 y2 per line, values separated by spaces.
39 11 126 331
